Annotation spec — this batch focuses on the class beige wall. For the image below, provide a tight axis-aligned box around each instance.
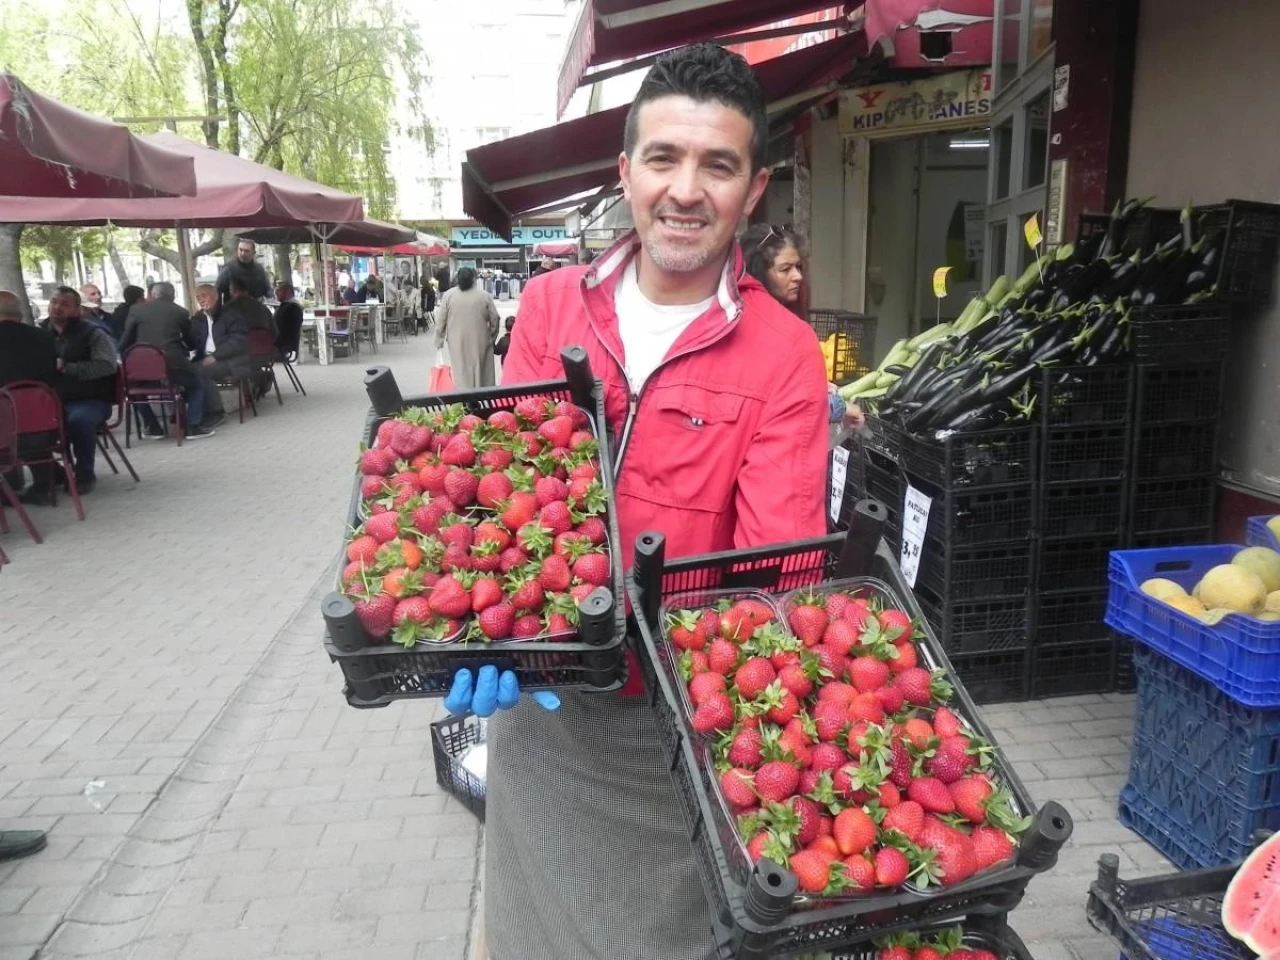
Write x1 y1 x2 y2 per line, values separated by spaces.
1127 0 1280 496
808 114 870 337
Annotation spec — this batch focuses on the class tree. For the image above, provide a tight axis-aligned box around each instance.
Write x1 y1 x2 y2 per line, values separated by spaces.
20 227 107 286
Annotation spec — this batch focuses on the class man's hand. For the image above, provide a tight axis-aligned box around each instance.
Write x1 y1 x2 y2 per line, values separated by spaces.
202 356 216 366
844 401 866 430
443 665 560 717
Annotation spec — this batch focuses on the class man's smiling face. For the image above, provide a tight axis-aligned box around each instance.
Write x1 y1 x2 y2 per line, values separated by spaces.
620 95 769 284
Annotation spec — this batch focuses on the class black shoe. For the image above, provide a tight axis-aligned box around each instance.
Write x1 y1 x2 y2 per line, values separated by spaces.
202 413 227 430
18 486 50 506
75 477 95 494
0 830 47 862
141 428 165 440
185 425 215 440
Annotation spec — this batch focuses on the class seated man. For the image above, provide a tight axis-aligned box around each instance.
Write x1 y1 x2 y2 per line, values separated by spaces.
79 283 118 340
196 275 253 427
272 284 304 359
189 284 218 362
27 287 118 498
119 282 214 440
0 290 58 494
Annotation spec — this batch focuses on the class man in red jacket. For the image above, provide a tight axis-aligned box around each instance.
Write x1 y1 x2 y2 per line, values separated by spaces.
458 44 829 959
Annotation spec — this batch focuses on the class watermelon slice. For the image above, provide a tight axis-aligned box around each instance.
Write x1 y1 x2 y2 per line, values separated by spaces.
1222 831 1280 957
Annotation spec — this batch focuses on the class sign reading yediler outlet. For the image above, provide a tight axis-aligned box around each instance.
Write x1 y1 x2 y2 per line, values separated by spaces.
450 225 571 247
900 485 933 588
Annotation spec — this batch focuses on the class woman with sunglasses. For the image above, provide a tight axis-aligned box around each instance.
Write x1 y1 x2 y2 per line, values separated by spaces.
741 224 865 429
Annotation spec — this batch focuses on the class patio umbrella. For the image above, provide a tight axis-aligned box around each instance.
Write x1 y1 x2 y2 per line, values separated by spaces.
239 218 415 249
0 74 197 198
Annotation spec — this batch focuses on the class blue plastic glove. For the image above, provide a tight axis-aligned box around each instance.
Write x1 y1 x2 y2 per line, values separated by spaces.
444 665 561 717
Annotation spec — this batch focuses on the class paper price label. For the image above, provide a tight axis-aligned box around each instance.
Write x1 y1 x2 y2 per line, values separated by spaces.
1024 212 1043 249
899 484 933 588
829 445 850 525
932 266 952 298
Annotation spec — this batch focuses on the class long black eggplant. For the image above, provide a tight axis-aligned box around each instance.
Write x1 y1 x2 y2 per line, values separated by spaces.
905 365 978 431
1096 315 1130 362
980 362 1037 405
939 400 1001 432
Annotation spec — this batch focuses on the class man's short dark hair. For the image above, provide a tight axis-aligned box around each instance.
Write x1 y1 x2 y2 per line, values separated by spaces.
623 43 768 172
229 276 248 295
151 281 176 301
54 285 81 307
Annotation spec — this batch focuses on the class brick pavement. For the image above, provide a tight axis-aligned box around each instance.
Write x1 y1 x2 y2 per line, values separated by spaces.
0 322 1168 960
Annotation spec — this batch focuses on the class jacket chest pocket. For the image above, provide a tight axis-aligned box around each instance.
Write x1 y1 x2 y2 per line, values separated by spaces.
623 384 750 512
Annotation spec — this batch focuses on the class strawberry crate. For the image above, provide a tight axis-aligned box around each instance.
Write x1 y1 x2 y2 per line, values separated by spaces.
431 713 486 821
828 919 1036 960
628 521 1072 960
900 425 1037 492
1246 515 1280 552
321 352 629 708
1038 365 1133 428
1087 854 1254 960
1135 364 1225 425
1106 544 1280 708
1040 427 1130 484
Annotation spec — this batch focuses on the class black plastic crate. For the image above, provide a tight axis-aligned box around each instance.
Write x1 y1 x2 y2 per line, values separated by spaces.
901 425 1037 491
1031 638 1119 698
809 309 877 383
1127 526 1216 549
906 473 1036 547
321 354 630 708
863 412 902 463
917 541 1034 603
1041 426 1129 483
828 919 1036 960
1039 481 1127 540
1134 364 1224 424
1034 589 1110 647
1197 199 1280 306
1131 420 1220 479
1087 854 1254 960
915 587 1033 655
1127 477 1216 535
1076 207 1180 260
431 713 486 821
864 448 899 502
948 648 1032 704
1131 305 1232 365
1038 365 1133 427
1037 537 1118 592
1114 635 1137 693
629 524 1072 960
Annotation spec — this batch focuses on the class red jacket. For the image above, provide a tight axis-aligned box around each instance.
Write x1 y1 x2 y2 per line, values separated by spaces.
503 235 830 691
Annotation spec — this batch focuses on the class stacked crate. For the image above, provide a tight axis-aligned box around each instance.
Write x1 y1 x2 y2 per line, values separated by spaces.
1030 366 1133 698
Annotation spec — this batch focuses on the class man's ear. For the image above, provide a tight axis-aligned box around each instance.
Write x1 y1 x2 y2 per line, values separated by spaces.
742 166 771 218
618 151 631 201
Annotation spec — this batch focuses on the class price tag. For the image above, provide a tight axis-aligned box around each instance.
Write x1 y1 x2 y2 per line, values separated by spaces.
899 484 933 588
829 445 850 525
932 266 951 298
1024 212 1043 249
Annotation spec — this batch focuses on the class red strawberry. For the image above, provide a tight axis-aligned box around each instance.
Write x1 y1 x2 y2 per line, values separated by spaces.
360 475 388 500
833 807 876 856
364 512 401 544
440 542 472 574
720 768 757 809
470 576 504 613
926 740 970 785
572 552 611 587
841 598 875 628
514 397 548 426
458 414 484 433
755 761 800 803
847 693 885 725
569 583 595 603
688 671 727 706
890 740 915 789
575 516 607 545
342 560 370 585
552 531 589 557
877 608 912 641
930 828 978 886
707 638 739 676
569 431 595 452
843 854 877 891
850 656 891 693
822 619 861 657
393 594 434 628
667 612 707 652
375 419 398 447
726 727 763 768
535 476 569 506
440 434 476 467
970 824 1015 871
513 430 544 457
901 718 934 750
787 602 828 647
691 692 735 734
499 546 529 574
360 447 395 476
488 410 519 433
507 576 545 614
539 501 574 535
477 601 516 640
933 706 963 738
889 641 918 673
917 949 945 960
479 447 514 471
809 743 845 774
538 555 573 592
766 690 801 726
882 800 925 842
346 534 380 565
791 796 822 845
418 462 449 494
511 614 543 638
746 832 771 862
438 517 474 550
812 700 848 743
950 775 994 824
475 521 512 551
734 657 776 700
354 593 396 638
907 777 956 815
428 575 472 619
408 501 444 536
788 850 831 894
553 400 589 429
501 492 540 531
443 469 479 507
818 681 857 705
873 846 910 887
537 415 575 449
876 781 902 808
895 667 947 706
476 471 514 508
777 664 814 700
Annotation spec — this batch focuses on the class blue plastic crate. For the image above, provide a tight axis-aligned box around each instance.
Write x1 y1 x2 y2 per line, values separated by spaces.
1246 515 1280 551
1118 785 1222 871
1105 545 1280 708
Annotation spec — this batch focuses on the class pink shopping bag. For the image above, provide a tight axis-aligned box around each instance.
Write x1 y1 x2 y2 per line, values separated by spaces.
429 363 454 393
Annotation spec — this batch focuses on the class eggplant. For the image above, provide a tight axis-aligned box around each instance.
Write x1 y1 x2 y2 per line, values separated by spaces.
940 400 1000 432
981 362 1037 405
1033 337 1079 367
1097 316 1130 361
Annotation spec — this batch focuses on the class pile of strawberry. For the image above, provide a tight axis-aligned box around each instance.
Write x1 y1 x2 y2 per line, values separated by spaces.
663 588 1030 899
341 399 613 646
871 926 1002 960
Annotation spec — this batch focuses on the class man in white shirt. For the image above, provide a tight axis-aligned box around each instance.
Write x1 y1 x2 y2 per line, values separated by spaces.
190 284 218 362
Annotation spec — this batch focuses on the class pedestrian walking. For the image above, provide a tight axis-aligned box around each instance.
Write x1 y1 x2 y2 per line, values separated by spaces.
433 267 501 389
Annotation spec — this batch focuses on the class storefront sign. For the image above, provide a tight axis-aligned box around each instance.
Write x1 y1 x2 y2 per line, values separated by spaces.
963 205 986 262
838 69 992 137
1024 212 1043 249
900 485 933 588
1046 159 1069 246
1053 64 1070 112
932 266 952 298
450 225 570 248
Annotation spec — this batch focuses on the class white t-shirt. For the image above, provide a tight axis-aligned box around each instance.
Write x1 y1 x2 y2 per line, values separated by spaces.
614 259 714 393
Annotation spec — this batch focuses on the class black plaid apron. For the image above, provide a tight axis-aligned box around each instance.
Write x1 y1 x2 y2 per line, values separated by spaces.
485 691 719 960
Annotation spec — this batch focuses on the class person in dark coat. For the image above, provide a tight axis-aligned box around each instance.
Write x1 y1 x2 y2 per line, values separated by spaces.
272 284 304 359
0 290 58 496
197 276 254 427
214 238 270 303
119 282 213 440
189 284 218 362
109 285 145 342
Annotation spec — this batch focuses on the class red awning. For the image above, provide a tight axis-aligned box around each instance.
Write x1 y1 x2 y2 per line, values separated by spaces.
0 73 197 199
337 241 451 257
239 219 416 249
559 0 842 117
0 130 364 228
471 32 869 239
533 242 580 258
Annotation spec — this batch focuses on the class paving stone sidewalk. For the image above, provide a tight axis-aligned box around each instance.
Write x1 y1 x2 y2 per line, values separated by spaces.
0 326 1169 960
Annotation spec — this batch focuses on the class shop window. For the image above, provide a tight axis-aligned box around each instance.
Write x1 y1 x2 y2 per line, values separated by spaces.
988 221 1009 280
1023 93 1049 190
997 0 1023 93
994 121 1014 200
1029 0 1054 63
